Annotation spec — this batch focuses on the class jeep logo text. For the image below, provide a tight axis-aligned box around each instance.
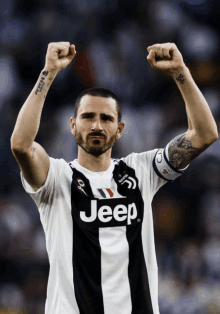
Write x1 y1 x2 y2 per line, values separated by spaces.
80 200 138 226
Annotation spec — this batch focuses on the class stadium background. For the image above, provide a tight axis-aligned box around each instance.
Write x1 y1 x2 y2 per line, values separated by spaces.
1 0 220 313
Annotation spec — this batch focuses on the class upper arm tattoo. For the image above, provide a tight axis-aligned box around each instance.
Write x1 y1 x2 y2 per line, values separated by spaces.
168 133 206 170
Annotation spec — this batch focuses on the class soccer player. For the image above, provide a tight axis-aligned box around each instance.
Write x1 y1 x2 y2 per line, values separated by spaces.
11 42 218 314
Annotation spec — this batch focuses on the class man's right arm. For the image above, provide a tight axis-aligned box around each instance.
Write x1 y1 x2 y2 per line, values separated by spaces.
10 42 76 191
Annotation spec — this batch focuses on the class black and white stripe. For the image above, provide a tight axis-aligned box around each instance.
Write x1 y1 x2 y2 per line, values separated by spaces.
70 167 105 314
69 161 154 313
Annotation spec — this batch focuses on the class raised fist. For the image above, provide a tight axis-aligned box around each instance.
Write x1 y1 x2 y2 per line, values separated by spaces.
44 42 76 72
147 43 185 76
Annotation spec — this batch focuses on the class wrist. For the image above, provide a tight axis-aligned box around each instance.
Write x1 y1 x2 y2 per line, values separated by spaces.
171 66 190 85
170 64 189 79
42 67 59 77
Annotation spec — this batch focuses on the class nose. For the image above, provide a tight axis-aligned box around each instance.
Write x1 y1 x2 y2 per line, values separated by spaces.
91 119 103 131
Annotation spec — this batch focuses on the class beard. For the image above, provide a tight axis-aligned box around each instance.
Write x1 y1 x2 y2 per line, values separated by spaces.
75 130 117 157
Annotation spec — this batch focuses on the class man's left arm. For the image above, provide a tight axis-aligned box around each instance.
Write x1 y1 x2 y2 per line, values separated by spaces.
147 43 218 170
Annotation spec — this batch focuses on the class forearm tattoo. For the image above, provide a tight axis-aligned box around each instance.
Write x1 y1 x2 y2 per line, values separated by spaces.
31 147 36 158
35 70 48 95
176 73 185 84
168 133 204 169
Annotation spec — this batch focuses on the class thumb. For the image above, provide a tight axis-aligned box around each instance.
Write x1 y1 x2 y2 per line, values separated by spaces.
60 44 76 69
67 44 77 61
147 49 157 68
69 44 77 57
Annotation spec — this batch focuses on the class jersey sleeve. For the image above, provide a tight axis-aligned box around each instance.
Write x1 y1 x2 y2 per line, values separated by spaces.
20 157 62 211
152 144 189 192
123 144 189 197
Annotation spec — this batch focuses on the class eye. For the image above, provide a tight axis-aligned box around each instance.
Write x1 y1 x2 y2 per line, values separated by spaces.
102 115 113 121
83 113 93 119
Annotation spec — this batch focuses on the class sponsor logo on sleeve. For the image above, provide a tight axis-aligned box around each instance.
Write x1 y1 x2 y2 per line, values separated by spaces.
154 148 182 181
161 166 173 176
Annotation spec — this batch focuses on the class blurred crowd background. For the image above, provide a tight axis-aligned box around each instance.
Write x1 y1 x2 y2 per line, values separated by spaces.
1 0 220 313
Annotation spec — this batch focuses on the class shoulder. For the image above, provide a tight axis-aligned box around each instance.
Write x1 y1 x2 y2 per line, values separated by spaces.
49 157 74 177
111 151 158 179
49 156 69 168
117 147 188 182
117 150 159 168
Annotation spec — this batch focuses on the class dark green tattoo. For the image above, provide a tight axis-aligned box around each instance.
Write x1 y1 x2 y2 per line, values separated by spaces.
168 133 205 169
35 70 48 95
176 73 185 84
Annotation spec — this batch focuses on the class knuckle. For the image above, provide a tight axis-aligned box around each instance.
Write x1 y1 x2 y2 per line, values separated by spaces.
162 47 168 55
60 41 70 46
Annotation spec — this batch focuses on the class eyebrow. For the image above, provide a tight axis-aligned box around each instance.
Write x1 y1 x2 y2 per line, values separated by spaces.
80 112 115 121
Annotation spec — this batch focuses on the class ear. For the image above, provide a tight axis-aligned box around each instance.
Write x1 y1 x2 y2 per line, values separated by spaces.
70 117 76 136
116 121 125 140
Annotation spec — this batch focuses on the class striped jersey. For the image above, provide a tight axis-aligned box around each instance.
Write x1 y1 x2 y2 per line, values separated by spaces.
20 146 188 314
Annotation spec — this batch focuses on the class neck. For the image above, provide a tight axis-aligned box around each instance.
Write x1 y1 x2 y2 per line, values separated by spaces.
77 147 112 172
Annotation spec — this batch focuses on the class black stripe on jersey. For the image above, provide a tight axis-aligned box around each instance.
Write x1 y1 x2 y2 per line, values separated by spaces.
113 160 154 314
69 166 105 314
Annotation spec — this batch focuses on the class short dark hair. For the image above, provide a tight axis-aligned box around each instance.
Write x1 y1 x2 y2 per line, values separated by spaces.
74 87 122 122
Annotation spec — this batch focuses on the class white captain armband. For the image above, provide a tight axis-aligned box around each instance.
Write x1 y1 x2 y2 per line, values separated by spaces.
153 145 188 182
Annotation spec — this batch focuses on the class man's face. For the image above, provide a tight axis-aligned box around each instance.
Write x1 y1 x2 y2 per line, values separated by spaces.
70 95 124 157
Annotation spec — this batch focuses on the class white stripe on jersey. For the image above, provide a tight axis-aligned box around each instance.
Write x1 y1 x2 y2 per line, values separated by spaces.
99 227 131 314
90 173 131 313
